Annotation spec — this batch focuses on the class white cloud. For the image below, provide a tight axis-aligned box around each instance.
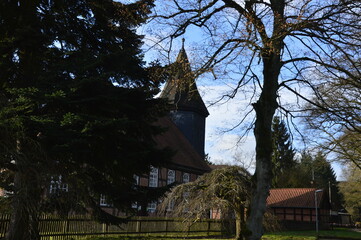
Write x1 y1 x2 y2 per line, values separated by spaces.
198 83 343 179
198 84 256 172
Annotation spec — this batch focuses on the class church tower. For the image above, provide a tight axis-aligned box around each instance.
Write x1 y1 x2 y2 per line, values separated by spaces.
160 40 209 158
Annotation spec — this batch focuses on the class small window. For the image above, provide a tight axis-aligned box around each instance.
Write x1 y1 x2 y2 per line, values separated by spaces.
183 191 190 200
147 201 157 213
149 166 158 187
182 173 190 183
167 199 175 211
167 170 175 185
133 175 140 185
49 175 68 194
132 201 140 210
100 194 108 207
183 192 190 212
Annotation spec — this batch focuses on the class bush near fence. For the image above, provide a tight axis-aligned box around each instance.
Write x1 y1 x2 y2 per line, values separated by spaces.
0 214 230 240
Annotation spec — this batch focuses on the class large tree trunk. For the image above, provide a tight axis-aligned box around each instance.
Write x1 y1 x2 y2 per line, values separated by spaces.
6 170 41 240
6 140 41 240
6 172 40 240
246 55 281 239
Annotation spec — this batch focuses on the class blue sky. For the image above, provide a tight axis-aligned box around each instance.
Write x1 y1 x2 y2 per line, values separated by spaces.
198 83 344 179
142 31 344 180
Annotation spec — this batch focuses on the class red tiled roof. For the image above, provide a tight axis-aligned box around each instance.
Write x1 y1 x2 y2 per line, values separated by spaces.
267 188 324 208
154 117 211 173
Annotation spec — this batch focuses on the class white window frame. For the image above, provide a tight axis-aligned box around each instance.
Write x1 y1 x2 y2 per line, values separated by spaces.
182 173 190 183
100 194 109 207
167 169 175 185
133 175 140 185
167 199 175 211
149 166 158 187
147 201 157 213
132 201 140 209
183 192 190 212
49 175 68 194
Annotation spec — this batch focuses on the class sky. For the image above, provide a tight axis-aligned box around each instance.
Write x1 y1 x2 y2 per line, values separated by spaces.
196 83 344 179
142 32 344 180
200 86 256 169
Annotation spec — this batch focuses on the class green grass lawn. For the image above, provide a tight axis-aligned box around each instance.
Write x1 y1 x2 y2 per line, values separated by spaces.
262 228 361 240
85 228 361 240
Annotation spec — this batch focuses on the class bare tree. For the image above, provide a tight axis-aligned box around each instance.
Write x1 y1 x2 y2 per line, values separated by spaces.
339 164 361 221
158 166 252 240
146 0 361 239
304 59 361 169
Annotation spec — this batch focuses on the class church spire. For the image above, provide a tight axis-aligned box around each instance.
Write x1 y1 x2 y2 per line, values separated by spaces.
160 40 209 117
160 40 209 158
174 38 192 80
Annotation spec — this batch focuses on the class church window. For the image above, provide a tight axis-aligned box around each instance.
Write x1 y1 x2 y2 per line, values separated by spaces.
147 201 157 213
49 175 68 194
133 175 140 185
167 170 175 184
132 201 140 210
182 173 190 183
149 166 158 187
100 194 109 206
183 192 190 212
167 199 175 211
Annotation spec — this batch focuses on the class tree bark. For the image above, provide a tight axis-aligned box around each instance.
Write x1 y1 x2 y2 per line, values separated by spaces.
246 55 281 239
6 140 41 240
6 170 41 240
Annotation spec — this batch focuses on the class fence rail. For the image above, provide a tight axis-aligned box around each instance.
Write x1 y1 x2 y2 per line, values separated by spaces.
0 214 226 240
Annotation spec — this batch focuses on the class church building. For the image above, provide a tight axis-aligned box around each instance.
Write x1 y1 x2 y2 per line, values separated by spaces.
120 43 211 214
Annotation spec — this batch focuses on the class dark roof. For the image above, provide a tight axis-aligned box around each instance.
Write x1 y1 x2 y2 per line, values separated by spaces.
154 117 211 174
160 46 209 117
267 188 326 208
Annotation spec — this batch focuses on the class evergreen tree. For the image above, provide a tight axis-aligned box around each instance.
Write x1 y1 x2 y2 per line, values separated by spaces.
0 1 171 239
313 152 343 210
289 151 343 210
271 117 296 187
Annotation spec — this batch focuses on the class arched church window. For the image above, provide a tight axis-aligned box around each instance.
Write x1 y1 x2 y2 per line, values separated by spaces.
167 170 175 184
182 173 190 183
149 166 158 187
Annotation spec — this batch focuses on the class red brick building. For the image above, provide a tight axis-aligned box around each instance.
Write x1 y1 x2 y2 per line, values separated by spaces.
267 188 331 230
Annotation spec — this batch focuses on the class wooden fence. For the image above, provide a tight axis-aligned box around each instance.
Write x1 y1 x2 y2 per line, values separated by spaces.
0 214 228 240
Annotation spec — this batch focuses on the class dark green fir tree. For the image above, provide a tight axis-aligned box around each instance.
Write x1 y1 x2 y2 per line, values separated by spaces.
313 152 343 210
0 1 171 239
290 151 344 210
271 117 296 187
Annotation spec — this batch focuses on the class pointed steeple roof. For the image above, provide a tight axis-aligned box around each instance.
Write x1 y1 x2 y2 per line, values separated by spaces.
160 40 209 117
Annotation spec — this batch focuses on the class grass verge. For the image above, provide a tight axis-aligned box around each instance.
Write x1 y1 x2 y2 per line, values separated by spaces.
84 228 361 240
263 228 361 240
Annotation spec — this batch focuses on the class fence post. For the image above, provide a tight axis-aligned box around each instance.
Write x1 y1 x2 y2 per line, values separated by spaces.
207 220 211 236
102 223 106 237
136 218 141 233
62 218 67 235
0 214 10 238
0 214 227 238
